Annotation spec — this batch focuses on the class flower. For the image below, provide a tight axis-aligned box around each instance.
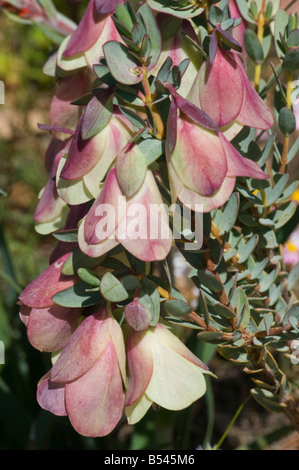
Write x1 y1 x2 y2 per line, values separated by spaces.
57 0 122 72
18 253 78 309
166 88 268 212
33 138 71 235
151 15 203 97
78 167 173 262
19 304 82 353
125 323 211 424
36 305 126 437
56 109 133 204
283 224 299 266
187 47 274 131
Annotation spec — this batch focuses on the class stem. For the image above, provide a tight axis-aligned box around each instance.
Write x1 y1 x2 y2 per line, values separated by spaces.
141 68 165 140
215 396 251 449
254 0 266 91
280 71 293 173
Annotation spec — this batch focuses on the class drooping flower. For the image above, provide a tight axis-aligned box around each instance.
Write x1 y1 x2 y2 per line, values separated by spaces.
166 87 268 212
78 167 173 262
19 304 82 353
56 108 133 204
18 252 78 309
125 323 211 424
36 305 126 437
57 0 122 72
187 47 274 130
152 15 203 97
34 138 71 235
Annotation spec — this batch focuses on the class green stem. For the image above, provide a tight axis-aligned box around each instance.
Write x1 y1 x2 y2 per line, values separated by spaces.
215 395 251 450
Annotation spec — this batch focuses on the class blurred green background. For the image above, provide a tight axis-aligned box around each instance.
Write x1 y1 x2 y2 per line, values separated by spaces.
0 0 298 451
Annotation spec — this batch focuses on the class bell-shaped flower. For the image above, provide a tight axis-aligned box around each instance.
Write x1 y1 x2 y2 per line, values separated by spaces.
78 166 173 262
18 252 78 309
56 108 133 204
166 87 268 212
49 70 91 137
19 304 82 353
36 305 126 437
34 138 71 235
57 0 122 72
151 15 203 97
125 323 211 425
187 47 274 131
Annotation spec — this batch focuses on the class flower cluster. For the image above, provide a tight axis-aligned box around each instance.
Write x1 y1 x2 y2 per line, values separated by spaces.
14 0 291 438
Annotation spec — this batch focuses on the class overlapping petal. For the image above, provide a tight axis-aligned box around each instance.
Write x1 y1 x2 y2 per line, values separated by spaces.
78 168 173 262
125 324 210 425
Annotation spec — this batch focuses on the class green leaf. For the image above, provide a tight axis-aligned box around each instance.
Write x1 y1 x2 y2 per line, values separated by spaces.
61 249 105 276
147 0 204 19
103 41 143 85
250 388 287 412
116 144 147 197
258 267 279 293
197 331 225 344
287 137 299 164
213 303 236 319
274 9 289 57
244 29 264 63
163 299 192 317
52 229 78 243
218 346 250 364
52 281 104 307
282 48 299 71
238 235 259 263
137 2 162 69
278 107 297 135
217 193 240 234
264 174 289 207
115 3 134 33
198 269 224 293
100 272 129 302
77 268 100 287
81 92 114 140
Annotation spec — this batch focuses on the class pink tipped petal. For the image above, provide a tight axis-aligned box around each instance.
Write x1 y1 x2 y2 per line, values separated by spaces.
60 115 107 181
125 330 153 407
178 176 237 213
65 339 125 437
120 172 173 262
18 253 77 309
63 0 107 57
37 376 67 417
171 117 227 196
34 179 67 224
195 49 244 127
49 72 90 132
220 133 268 180
27 305 82 352
84 168 124 245
78 218 119 258
235 55 274 130
50 309 111 384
